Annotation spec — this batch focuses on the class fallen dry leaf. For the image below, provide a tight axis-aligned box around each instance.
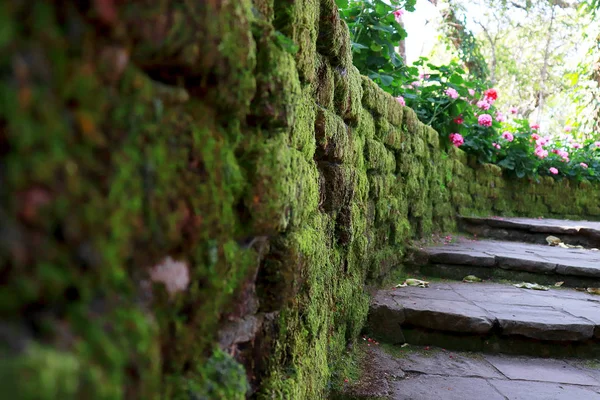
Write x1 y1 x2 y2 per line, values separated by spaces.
514 282 550 291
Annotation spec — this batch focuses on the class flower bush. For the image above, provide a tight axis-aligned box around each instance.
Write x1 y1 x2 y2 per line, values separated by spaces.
337 0 417 91
337 1 600 182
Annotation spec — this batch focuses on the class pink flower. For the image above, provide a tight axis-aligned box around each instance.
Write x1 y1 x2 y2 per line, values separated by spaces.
580 163 589 169
595 141 600 148
476 100 491 110
549 167 559 175
496 112 505 122
572 143 582 149
501 131 514 142
453 116 464 124
468 89 475 96
449 133 464 147
412 81 421 87
393 9 404 23
537 136 550 146
534 146 548 159
564 125 572 132
484 88 498 102
531 124 540 130
395 96 406 106
509 106 518 114
493 142 501 149
478 114 493 127
531 133 540 141
555 149 569 162
445 87 459 99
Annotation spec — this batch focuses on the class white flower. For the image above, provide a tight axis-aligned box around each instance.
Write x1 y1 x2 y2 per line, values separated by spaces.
149 256 190 297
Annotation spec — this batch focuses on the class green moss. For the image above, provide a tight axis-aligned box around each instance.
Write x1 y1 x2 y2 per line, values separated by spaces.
273 0 320 83
314 55 335 110
374 116 391 142
387 96 404 126
365 139 396 173
257 213 368 399
250 21 302 129
253 0 274 21
126 0 257 118
361 77 389 117
290 87 318 159
403 108 420 134
1 345 82 400
318 0 352 67
333 66 350 116
165 348 248 400
345 66 364 124
245 135 319 233
356 108 377 141
315 108 352 163
5 2 600 400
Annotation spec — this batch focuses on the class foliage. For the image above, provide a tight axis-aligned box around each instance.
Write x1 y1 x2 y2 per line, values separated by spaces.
337 0 600 182
336 0 416 93
438 2 490 81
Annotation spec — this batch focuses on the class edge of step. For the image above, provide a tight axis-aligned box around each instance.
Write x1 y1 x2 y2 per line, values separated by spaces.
367 283 600 357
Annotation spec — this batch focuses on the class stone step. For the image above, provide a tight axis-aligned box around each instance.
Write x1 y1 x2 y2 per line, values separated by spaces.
367 282 600 358
459 216 600 247
408 238 600 287
336 343 600 400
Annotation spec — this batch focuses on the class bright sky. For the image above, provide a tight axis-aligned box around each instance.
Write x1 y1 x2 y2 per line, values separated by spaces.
403 0 500 65
404 0 442 64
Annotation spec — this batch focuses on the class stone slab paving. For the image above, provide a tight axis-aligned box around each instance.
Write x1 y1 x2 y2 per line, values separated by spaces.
460 216 600 248
370 282 600 342
461 216 600 235
358 345 600 399
418 239 600 279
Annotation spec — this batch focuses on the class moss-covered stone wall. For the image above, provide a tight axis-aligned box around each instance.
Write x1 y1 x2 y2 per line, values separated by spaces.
450 151 600 219
1 1 598 400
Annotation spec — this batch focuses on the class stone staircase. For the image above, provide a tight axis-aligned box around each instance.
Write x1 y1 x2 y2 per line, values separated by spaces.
459 216 600 247
367 217 600 358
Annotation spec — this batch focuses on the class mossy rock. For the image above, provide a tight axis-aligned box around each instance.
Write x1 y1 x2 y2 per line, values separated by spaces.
245 136 319 233
290 87 317 159
317 162 356 213
249 21 302 129
318 0 353 68
361 76 389 118
124 0 257 118
365 139 396 173
315 108 352 163
314 55 335 110
273 0 320 83
356 108 376 141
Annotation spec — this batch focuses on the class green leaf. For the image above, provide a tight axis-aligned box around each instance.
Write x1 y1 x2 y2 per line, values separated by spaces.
449 74 464 84
379 74 394 86
351 42 369 50
370 43 383 52
370 24 394 33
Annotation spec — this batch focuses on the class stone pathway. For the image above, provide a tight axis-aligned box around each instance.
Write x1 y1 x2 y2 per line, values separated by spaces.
355 216 600 399
460 216 600 247
354 218 600 400
348 344 600 399
369 282 600 356
410 238 600 287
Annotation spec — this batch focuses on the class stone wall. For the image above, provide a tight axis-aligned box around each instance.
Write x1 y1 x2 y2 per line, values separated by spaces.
451 152 600 219
1 1 599 399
